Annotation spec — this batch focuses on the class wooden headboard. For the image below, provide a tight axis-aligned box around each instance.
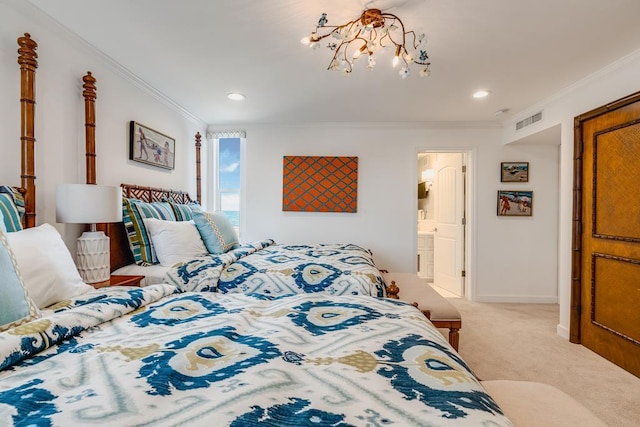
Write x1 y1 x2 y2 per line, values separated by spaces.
105 184 199 271
80 72 202 271
16 33 38 228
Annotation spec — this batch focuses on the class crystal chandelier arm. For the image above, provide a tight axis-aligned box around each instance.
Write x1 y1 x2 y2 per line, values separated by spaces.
380 13 405 49
341 45 354 73
406 30 419 50
381 14 428 68
327 22 366 72
377 30 393 49
311 15 360 39
327 40 353 72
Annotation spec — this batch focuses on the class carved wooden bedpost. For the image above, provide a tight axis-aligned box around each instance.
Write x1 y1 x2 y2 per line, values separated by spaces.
195 132 202 204
83 72 97 185
17 33 38 228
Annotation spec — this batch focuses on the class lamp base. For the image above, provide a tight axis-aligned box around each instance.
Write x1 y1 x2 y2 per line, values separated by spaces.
77 231 110 284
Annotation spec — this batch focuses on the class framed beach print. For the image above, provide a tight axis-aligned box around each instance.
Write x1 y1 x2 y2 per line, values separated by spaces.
497 190 533 216
129 121 175 170
501 162 529 182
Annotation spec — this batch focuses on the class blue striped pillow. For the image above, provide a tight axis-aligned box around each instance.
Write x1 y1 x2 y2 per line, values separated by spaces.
0 186 25 232
169 201 197 221
122 198 176 265
0 226 39 332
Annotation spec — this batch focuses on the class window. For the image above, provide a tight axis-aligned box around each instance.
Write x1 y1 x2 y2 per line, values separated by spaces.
208 131 245 238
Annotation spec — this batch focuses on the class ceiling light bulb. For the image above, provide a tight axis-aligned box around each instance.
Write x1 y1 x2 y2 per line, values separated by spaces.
227 93 245 101
392 45 402 67
301 33 320 45
473 90 491 98
353 44 367 59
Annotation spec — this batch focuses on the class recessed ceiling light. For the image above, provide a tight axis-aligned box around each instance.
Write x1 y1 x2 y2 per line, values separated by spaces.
227 92 245 101
473 90 491 99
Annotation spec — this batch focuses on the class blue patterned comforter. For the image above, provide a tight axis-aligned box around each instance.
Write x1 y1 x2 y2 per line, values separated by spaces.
0 286 512 426
165 240 388 297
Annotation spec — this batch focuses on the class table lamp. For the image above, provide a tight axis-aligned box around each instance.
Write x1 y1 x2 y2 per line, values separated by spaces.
56 184 122 283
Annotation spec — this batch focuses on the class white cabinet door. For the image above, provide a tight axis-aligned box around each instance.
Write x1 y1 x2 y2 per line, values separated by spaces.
417 234 427 278
417 234 434 281
424 234 434 282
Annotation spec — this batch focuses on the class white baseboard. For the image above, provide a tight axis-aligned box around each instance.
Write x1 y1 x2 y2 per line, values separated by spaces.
556 324 570 340
473 295 558 303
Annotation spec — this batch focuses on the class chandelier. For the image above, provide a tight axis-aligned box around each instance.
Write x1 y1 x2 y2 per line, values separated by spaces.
301 8 430 78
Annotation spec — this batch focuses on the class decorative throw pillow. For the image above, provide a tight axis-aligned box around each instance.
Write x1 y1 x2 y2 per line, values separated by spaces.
122 198 176 265
143 218 208 266
0 186 24 232
7 223 93 309
169 200 196 221
0 223 39 331
191 206 239 254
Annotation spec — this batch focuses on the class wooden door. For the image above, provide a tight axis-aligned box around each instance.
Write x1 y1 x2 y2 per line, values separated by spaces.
433 153 464 296
572 91 640 378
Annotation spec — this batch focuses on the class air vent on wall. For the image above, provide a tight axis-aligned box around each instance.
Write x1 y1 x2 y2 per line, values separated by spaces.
515 111 543 131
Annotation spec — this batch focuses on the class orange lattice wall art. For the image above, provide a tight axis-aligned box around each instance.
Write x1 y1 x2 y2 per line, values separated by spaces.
282 156 358 212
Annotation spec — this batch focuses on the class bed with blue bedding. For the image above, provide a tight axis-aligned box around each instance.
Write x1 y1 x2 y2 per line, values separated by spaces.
113 194 391 298
0 285 512 426
164 240 388 297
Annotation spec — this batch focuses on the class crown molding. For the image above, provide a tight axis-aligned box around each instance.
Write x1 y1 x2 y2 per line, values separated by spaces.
207 121 503 131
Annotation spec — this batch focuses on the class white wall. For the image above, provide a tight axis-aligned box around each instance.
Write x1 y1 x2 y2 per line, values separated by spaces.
0 2 205 249
502 49 640 338
218 123 560 303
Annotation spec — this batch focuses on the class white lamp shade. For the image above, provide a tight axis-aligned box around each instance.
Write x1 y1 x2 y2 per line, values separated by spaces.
56 184 122 224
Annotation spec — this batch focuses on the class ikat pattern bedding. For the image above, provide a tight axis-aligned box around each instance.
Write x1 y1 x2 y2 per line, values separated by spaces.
165 240 387 297
0 285 512 426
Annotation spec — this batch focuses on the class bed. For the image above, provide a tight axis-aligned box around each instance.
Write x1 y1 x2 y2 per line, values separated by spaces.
0 284 512 426
1 33 513 426
105 184 390 298
107 183 392 298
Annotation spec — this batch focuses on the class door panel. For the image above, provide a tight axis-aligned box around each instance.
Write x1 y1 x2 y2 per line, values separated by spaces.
593 256 640 343
573 92 640 378
434 154 464 296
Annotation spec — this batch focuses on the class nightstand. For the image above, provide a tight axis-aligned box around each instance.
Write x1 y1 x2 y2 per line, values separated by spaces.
91 275 145 289
382 272 462 351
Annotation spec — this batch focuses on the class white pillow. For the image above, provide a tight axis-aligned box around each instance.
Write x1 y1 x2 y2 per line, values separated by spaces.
143 218 208 266
7 223 93 308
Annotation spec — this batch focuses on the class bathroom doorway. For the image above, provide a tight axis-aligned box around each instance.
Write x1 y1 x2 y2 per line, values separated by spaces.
417 151 468 297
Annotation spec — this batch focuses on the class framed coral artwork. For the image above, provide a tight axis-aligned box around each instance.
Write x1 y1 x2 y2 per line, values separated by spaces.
282 156 358 212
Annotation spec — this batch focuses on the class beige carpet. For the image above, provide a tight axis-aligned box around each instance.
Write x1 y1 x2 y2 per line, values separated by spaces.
436 294 640 427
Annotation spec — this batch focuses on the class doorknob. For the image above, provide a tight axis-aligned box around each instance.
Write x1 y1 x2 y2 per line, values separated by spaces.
432 227 438 232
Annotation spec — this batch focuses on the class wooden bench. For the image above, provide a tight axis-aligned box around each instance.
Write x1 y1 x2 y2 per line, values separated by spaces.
382 272 462 351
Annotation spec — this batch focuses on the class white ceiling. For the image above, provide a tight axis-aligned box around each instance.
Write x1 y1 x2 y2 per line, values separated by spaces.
27 0 640 126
